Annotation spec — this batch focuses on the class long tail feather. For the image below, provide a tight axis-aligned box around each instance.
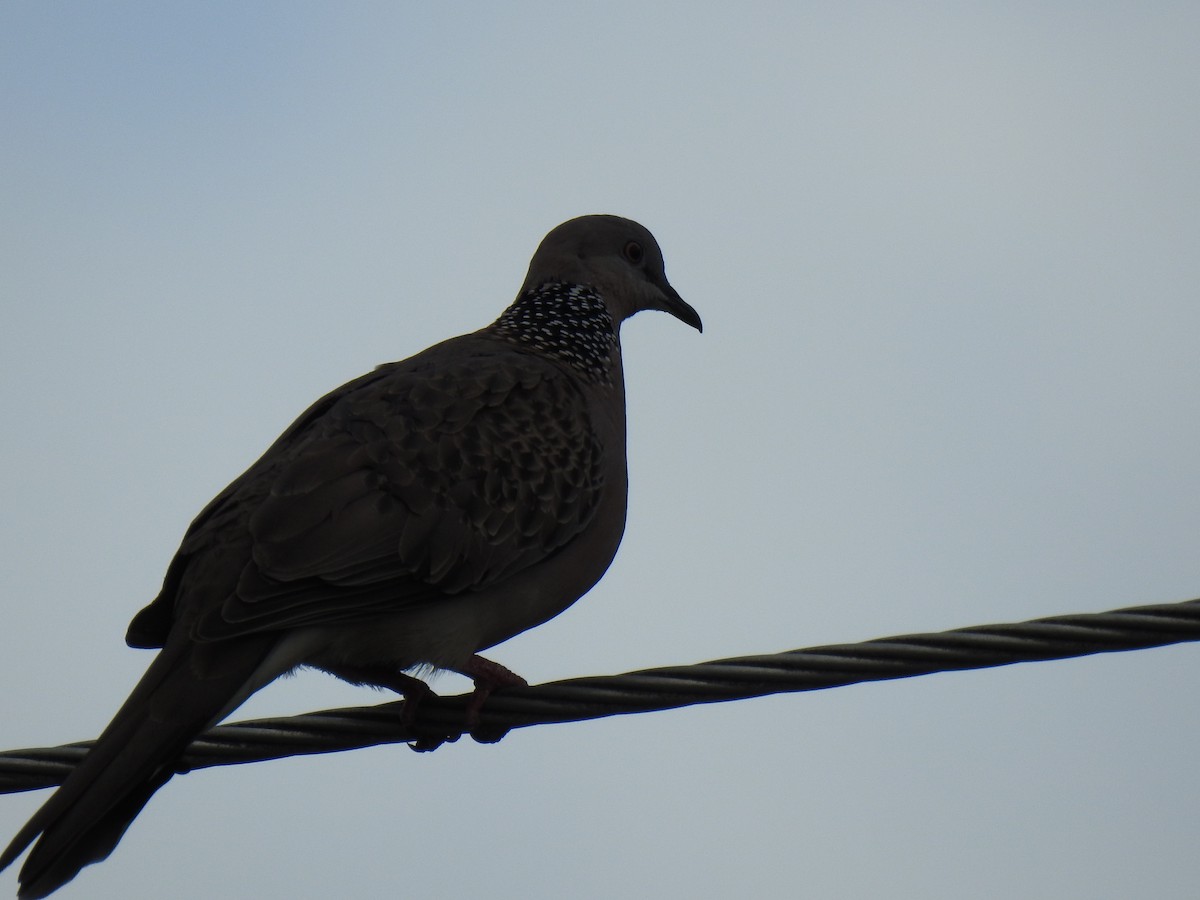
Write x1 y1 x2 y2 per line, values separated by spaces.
1 634 274 898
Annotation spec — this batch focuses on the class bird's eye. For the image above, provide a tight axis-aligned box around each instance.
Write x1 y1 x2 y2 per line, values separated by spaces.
623 241 644 264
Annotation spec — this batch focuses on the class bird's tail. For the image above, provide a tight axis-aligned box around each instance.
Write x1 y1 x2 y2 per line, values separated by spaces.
0 634 275 898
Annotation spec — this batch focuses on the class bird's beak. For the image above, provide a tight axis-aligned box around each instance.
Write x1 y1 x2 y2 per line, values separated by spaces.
659 284 703 333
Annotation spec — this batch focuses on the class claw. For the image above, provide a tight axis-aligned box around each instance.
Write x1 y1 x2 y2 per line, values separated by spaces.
461 655 527 743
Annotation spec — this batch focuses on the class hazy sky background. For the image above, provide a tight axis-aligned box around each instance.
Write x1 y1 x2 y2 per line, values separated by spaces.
3 4 1199 898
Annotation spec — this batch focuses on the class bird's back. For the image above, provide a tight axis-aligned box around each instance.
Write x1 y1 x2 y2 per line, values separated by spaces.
128 329 628 660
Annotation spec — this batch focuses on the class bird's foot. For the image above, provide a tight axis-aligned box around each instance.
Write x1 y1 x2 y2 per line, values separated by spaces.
319 658 526 751
460 655 528 744
318 663 451 750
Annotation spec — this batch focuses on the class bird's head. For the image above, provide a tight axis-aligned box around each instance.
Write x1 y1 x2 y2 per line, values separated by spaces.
520 215 703 332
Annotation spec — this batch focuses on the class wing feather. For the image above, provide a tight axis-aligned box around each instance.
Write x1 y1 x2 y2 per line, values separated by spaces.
158 339 608 642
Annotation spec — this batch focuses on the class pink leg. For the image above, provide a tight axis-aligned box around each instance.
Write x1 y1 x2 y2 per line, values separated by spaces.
457 655 528 736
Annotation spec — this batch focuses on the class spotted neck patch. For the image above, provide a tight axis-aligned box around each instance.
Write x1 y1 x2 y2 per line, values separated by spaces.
490 282 618 383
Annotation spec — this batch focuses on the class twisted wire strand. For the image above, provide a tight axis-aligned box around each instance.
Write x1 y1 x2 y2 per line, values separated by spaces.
3 596 1198 794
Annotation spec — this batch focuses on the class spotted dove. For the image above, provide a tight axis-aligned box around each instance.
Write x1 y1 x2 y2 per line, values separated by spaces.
0 214 702 897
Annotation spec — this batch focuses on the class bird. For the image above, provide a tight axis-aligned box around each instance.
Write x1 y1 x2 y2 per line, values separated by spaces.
0 214 702 897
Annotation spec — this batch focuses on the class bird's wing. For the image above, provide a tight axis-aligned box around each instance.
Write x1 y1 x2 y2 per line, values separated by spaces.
169 340 607 641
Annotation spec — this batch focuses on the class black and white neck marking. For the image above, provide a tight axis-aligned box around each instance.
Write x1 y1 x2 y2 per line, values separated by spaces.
491 281 619 383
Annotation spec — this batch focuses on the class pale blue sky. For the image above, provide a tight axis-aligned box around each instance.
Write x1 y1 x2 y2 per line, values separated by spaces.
3 5 1199 898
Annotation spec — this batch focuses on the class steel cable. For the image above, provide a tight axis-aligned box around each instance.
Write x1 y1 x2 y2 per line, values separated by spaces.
3 596 1198 794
